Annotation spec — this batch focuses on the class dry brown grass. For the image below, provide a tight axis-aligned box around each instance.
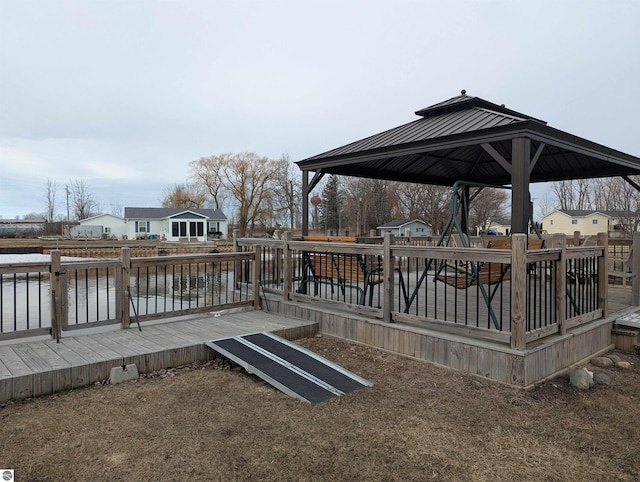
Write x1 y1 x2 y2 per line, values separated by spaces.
1 336 639 481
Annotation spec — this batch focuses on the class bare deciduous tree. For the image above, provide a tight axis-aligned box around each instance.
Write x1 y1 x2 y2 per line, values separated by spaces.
161 183 207 209
270 155 300 230
189 154 229 211
69 178 98 221
342 178 400 235
44 178 57 222
221 152 279 236
397 183 450 234
469 187 509 232
551 179 594 211
188 152 284 236
109 200 124 217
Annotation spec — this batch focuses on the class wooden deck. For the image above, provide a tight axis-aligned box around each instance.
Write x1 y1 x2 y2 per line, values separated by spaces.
0 310 317 403
266 285 636 389
0 286 634 401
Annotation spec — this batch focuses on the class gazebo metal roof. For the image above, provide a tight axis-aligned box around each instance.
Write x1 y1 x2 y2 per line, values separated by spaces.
297 91 640 235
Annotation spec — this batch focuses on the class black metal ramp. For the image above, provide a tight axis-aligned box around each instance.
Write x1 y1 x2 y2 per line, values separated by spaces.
205 332 373 403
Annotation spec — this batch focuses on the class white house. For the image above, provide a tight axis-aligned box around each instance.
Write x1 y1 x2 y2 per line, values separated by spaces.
77 214 127 239
486 218 511 235
542 209 636 236
123 207 228 241
377 219 432 237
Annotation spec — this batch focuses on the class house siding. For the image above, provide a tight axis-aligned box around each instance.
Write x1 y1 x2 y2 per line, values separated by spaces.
378 220 432 237
78 214 127 239
543 211 611 236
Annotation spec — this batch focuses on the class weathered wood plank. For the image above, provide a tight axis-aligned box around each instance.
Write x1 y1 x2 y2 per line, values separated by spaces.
74 334 126 363
0 345 35 399
0 346 34 375
28 342 74 392
51 338 103 386
10 345 53 396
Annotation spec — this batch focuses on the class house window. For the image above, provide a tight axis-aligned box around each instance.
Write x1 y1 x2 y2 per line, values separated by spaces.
188 221 204 237
172 221 187 237
571 220 578 225
416 227 424 233
104 227 111 234
135 221 150 233
549 220 553 225
592 219 598 224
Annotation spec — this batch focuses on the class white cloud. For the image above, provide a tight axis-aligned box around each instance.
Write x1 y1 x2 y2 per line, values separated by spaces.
1 0 639 218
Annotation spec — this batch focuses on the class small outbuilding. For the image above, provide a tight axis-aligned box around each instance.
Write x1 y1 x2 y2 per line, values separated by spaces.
77 214 127 239
377 219 432 237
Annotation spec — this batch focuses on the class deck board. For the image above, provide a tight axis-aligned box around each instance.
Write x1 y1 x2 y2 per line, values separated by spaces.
0 310 317 403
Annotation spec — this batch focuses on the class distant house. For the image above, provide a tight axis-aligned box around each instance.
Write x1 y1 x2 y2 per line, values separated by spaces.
77 214 127 239
123 207 228 241
542 209 637 235
377 219 432 237
77 208 228 241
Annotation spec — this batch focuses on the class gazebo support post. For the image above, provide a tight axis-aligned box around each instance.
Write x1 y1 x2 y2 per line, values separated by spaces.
302 170 309 236
597 232 609 318
511 137 531 234
510 234 527 350
633 232 640 306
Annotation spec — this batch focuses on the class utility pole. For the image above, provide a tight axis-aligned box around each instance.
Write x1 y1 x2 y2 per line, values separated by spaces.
290 180 294 230
65 184 70 222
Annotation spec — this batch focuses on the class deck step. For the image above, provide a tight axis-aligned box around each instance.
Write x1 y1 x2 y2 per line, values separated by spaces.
206 332 372 403
615 312 640 330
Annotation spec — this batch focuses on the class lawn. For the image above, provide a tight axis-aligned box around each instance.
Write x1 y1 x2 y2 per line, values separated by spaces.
1 336 638 481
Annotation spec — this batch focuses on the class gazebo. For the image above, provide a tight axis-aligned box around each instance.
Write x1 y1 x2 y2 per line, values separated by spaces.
241 91 640 386
297 91 640 235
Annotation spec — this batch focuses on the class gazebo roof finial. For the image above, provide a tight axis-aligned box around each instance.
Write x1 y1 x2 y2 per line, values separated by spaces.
461 89 466 95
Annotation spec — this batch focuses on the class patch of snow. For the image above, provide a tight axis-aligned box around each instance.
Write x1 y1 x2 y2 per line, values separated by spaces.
0 254 91 263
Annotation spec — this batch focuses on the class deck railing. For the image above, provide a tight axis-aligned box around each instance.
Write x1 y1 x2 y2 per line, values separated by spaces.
0 248 258 341
0 259 52 339
236 231 638 350
2 232 635 348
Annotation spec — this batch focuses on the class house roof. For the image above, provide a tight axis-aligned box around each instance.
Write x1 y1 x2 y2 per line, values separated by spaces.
124 207 227 220
296 91 640 187
377 219 430 229
491 218 511 226
80 213 125 223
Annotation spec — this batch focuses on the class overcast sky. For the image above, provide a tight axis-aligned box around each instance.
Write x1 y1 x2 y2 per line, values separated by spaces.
1 0 639 220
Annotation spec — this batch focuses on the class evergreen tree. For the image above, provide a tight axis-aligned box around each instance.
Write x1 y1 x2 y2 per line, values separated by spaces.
320 175 341 231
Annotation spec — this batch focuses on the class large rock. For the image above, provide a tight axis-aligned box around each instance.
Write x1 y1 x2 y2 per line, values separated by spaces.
569 368 593 390
593 371 611 386
607 353 622 364
590 356 614 368
615 361 631 369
